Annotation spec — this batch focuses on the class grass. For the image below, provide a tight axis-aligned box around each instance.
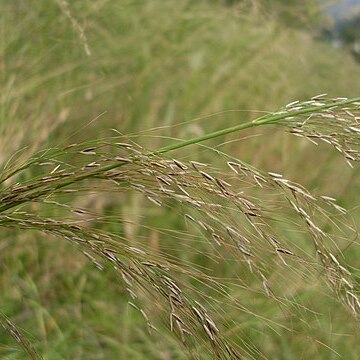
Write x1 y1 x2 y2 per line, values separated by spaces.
1 96 360 359
1 0 360 359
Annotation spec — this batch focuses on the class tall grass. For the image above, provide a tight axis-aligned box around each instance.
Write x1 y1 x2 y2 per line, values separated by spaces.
1 96 360 359
2 0 360 358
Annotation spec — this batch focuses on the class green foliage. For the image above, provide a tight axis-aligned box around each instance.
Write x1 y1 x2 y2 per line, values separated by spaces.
1 0 360 359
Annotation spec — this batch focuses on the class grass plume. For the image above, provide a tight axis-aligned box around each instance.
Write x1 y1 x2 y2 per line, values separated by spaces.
0 97 359 358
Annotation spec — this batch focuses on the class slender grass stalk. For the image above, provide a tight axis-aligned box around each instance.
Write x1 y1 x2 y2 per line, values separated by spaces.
152 97 360 154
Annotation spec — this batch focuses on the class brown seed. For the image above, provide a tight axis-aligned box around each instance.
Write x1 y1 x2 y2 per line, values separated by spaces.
115 156 132 163
192 306 204 322
276 248 294 256
81 147 96 155
173 159 187 170
203 324 215 341
199 171 215 182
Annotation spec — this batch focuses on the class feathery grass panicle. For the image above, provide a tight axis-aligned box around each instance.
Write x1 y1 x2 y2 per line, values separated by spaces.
56 0 91 56
0 97 360 358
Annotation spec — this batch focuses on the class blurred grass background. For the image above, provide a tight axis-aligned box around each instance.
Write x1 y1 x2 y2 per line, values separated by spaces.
1 0 360 359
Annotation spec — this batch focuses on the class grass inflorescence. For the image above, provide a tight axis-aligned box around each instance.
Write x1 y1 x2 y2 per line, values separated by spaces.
0 97 359 359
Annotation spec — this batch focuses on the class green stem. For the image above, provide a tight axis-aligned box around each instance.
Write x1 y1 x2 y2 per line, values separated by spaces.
151 97 360 155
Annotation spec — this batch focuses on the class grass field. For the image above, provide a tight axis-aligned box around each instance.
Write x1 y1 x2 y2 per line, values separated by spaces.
1 1 360 359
